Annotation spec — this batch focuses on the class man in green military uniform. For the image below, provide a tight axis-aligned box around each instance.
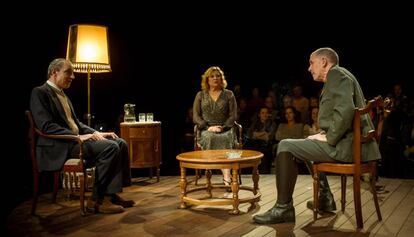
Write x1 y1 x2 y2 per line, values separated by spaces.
253 47 381 224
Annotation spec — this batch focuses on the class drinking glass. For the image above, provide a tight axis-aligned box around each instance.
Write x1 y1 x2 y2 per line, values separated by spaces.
146 113 154 122
138 113 146 122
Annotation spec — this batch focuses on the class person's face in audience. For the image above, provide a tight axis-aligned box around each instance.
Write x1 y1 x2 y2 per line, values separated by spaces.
259 108 269 122
239 99 247 110
310 97 319 107
394 84 402 96
292 86 302 97
264 97 274 109
285 108 295 122
283 96 292 108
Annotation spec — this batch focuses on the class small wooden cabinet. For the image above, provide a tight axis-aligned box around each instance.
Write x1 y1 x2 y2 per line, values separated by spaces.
120 122 161 181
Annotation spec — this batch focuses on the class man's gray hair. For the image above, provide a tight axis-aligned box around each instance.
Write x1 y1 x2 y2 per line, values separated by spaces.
313 47 339 66
47 58 69 78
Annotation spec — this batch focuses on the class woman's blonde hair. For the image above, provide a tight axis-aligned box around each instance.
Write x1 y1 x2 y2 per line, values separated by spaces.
201 66 228 90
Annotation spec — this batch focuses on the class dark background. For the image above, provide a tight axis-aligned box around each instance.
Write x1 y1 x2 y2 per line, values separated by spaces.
3 5 414 228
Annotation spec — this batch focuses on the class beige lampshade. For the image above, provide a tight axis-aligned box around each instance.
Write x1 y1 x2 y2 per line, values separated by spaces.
66 24 111 73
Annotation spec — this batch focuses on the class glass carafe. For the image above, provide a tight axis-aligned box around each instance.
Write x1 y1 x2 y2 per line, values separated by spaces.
124 104 136 122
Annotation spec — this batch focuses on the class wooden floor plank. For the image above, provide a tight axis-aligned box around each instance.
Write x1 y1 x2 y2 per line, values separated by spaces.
6 175 414 237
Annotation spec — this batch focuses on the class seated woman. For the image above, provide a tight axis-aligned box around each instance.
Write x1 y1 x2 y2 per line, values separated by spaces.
274 106 307 173
303 106 321 137
193 66 238 186
245 107 277 174
275 106 305 142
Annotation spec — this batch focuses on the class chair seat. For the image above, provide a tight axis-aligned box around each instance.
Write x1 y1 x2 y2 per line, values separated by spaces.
62 165 95 190
314 161 377 175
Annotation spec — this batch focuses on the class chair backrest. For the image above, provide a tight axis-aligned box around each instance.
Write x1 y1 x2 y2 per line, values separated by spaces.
193 122 243 150
352 96 383 165
26 110 39 174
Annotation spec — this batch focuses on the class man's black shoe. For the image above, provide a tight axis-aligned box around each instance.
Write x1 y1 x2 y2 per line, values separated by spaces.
306 192 337 212
253 201 295 224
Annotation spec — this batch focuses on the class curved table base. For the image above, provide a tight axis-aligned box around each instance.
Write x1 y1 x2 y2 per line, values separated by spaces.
181 185 261 214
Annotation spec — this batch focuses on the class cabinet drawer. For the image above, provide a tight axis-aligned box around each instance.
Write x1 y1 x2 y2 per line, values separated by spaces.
129 127 155 138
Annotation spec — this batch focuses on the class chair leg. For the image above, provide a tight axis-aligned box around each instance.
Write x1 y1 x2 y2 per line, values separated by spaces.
52 171 60 203
31 171 39 215
195 169 201 185
341 175 347 212
371 168 382 221
353 174 363 229
238 172 242 185
312 170 319 221
80 174 86 216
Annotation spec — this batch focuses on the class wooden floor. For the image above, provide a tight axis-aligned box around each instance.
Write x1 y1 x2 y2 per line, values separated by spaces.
6 174 414 237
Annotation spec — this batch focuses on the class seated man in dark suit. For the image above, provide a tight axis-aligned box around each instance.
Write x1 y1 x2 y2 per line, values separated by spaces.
30 58 135 214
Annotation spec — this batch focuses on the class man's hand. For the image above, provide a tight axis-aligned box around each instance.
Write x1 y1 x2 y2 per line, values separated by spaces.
306 131 327 142
79 132 119 141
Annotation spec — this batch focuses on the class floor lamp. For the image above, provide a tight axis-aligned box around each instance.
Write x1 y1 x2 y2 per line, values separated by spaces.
66 24 111 127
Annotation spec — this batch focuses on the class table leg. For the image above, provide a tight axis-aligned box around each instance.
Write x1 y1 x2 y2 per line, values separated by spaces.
179 165 187 209
206 169 212 198
252 165 259 195
230 168 240 214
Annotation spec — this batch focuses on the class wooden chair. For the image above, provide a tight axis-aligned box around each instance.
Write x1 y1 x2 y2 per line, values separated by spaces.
193 122 243 185
312 96 383 229
26 110 90 216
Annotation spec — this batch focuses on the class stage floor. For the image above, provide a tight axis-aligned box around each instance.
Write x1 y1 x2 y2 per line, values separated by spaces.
6 175 414 237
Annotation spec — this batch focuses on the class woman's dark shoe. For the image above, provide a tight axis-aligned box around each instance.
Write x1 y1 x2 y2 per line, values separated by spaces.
253 201 295 224
223 178 232 192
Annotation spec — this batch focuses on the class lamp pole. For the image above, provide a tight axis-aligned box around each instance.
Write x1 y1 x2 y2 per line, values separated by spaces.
86 65 91 127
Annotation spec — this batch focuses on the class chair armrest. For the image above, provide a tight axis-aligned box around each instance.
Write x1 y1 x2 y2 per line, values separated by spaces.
194 124 201 150
34 128 84 161
35 127 82 143
234 121 243 148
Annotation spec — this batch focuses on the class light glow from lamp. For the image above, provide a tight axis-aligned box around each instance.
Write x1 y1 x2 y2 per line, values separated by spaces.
66 24 111 126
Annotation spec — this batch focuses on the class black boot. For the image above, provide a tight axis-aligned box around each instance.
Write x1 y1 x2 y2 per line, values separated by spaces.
253 201 295 224
253 152 298 224
307 173 337 212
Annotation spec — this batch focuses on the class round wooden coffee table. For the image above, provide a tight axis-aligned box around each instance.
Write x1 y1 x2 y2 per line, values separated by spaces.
176 149 263 214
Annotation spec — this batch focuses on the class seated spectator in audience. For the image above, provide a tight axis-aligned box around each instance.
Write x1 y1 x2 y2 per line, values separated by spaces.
292 84 310 124
309 96 319 108
282 95 293 110
245 107 277 174
236 97 251 139
379 99 406 178
274 106 306 173
247 87 264 116
402 113 414 178
263 95 280 124
275 106 305 142
303 106 321 137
